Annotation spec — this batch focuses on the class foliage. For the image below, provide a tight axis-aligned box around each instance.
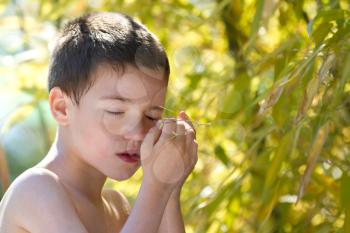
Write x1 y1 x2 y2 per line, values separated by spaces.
0 0 349 232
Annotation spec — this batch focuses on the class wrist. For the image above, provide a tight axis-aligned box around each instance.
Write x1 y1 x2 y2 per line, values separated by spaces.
171 187 182 198
141 177 174 197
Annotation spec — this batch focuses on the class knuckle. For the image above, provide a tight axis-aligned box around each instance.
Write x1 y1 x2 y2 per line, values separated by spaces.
184 122 195 131
193 154 198 163
186 129 195 137
162 118 176 128
177 124 186 132
191 130 197 137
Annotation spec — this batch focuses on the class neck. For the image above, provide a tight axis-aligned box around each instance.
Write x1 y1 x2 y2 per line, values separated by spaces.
36 130 107 203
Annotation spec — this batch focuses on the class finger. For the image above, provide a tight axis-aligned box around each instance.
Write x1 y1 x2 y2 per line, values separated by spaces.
190 140 198 168
159 117 177 139
176 120 187 137
175 121 187 153
185 128 196 149
178 111 196 137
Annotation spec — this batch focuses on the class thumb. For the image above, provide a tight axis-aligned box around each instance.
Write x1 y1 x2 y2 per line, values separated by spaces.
140 125 161 161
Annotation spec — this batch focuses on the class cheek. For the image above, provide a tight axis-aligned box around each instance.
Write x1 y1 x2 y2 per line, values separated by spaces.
101 112 125 136
72 111 112 156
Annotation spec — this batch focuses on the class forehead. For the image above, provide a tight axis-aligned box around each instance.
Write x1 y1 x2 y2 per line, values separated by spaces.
87 63 167 104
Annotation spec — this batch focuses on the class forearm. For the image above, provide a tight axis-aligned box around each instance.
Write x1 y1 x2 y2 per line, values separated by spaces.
120 181 172 233
157 190 186 233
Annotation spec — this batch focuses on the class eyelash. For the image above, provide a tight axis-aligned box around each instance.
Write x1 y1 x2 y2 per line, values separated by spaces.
106 111 123 115
147 117 159 122
106 111 159 122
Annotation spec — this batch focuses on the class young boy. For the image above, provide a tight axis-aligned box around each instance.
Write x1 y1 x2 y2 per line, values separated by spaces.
0 12 198 233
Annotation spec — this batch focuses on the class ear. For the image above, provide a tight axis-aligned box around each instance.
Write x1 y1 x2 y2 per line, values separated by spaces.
49 87 71 126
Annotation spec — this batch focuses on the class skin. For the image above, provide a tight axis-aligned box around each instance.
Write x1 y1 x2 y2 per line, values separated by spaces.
0 63 198 233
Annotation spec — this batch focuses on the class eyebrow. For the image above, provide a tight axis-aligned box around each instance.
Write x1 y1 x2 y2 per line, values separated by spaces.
101 94 133 101
101 94 164 111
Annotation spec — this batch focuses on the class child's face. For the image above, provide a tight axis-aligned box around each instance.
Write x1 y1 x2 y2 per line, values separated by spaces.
66 63 167 180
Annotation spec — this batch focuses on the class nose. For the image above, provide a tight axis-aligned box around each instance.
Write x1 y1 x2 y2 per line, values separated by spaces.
123 119 151 141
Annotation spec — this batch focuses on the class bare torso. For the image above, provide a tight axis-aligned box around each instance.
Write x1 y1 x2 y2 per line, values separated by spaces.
0 168 129 233
65 188 128 233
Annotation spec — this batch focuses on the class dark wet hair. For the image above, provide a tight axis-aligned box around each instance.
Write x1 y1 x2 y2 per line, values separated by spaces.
48 12 170 104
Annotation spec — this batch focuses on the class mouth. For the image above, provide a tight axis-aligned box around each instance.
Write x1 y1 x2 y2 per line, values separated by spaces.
116 152 140 163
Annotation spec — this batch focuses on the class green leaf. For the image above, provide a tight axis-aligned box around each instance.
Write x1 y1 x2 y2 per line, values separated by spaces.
308 9 350 35
295 76 320 123
272 91 290 128
244 0 265 54
251 0 265 37
214 144 230 167
217 85 242 119
310 22 333 46
265 131 293 189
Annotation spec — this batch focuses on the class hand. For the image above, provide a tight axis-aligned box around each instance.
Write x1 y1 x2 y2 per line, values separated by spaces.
172 111 198 193
140 111 198 192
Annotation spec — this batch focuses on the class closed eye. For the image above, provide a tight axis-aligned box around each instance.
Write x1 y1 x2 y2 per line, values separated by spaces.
106 111 159 122
106 111 124 116
146 116 159 122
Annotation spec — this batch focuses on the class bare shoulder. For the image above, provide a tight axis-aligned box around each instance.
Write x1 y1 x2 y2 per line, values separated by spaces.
102 188 131 218
0 167 87 233
1 167 61 217
5 167 60 194
1 167 65 210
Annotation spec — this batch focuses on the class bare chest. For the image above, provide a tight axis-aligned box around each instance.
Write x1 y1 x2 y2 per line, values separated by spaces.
72 197 126 233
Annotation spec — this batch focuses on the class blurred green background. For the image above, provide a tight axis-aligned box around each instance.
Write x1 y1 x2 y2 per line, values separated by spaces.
0 0 350 232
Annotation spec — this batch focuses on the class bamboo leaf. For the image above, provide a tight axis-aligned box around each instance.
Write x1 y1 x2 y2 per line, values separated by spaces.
251 0 265 37
218 85 242 119
257 181 282 224
295 76 320 123
272 91 291 128
341 172 350 233
297 121 330 202
244 0 265 54
310 22 333 46
214 144 231 167
308 9 350 35
258 84 284 116
295 54 335 123
265 131 294 189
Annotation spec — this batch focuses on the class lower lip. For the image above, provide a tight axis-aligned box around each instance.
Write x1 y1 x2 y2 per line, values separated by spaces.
117 153 140 163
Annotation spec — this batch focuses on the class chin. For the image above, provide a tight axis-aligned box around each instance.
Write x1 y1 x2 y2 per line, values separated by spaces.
107 167 140 181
